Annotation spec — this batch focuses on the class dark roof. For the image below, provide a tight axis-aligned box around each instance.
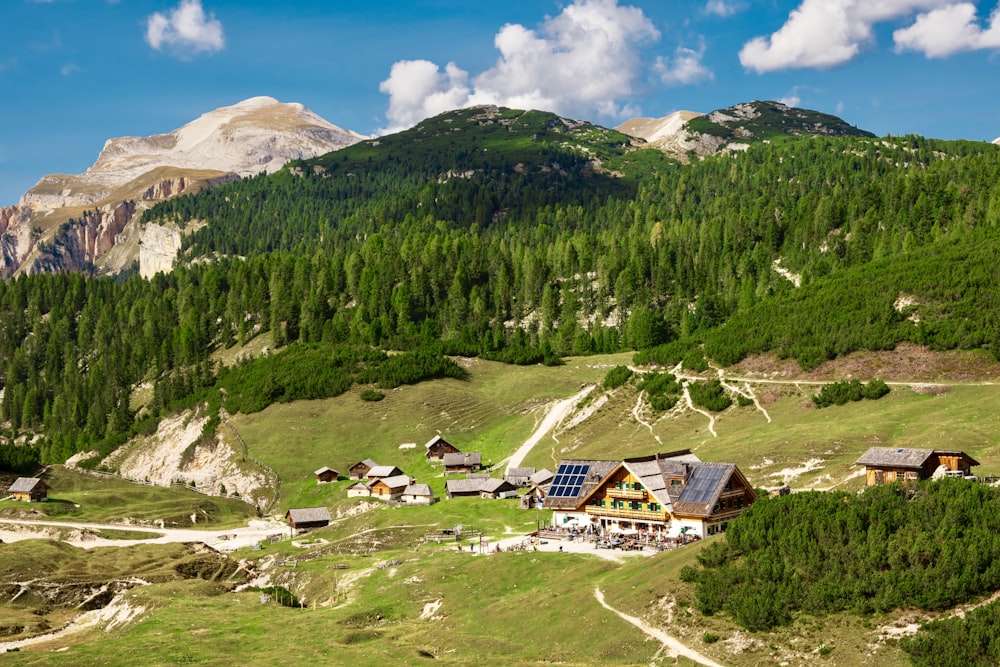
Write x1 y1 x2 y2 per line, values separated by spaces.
672 463 736 517
285 507 331 524
443 452 481 467
481 478 516 493
9 478 45 494
543 460 619 510
855 447 934 469
446 479 484 494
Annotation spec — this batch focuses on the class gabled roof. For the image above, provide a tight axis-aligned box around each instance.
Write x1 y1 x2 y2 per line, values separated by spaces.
9 477 45 494
855 447 980 469
373 474 411 490
672 463 737 517
350 458 378 470
347 481 370 490
506 467 535 478
314 466 338 476
285 507 331 524
481 478 517 493
446 479 484 494
425 435 458 450
367 465 403 478
530 468 554 485
403 483 434 497
443 452 481 467
543 459 619 510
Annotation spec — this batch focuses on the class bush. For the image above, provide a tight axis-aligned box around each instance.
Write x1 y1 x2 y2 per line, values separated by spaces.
688 379 732 412
813 379 890 408
702 633 720 644
360 389 385 402
603 365 633 389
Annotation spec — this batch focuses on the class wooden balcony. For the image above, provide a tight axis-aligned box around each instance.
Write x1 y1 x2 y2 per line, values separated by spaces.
720 488 745 499
607 488 647 500
585 506 668 522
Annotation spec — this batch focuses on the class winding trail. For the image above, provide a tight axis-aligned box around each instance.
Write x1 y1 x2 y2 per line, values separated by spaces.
682 383 717 437
503 384 595 473
631 391 662 444
594 588 728 667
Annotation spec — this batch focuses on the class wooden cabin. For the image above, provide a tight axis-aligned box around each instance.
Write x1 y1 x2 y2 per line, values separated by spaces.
479 478 519 499
424 435 461 462
349 459 378 481
446 478 484 499
401 483 438 505
444 452 482 475
504 467 535 487
366 465 404 482
285 507 331 531
314 467 339 483
370 474 411 501
8 477 48 502
855 447 979 486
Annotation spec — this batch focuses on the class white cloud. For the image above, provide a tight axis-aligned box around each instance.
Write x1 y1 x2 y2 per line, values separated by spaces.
379 0 660 134
146 0 224 57
654 41 714 86
739 0 957 72
704 0 740 17
778 93 801 107
836 100 845 114
60 63 82 76
894 3 1000 57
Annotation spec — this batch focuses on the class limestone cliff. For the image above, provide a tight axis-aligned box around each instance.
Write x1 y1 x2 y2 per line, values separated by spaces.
2 97 364 277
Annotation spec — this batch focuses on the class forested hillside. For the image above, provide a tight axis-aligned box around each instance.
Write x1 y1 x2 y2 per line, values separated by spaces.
3 105 1000 466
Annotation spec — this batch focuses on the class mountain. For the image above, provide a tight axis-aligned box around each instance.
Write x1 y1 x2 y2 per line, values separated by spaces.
616 100 875 160
0 96 365 278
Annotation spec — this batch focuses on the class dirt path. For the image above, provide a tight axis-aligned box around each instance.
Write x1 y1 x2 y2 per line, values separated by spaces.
503 384 595 473
594 587 728 667
682 383 717 437
0 517 287 551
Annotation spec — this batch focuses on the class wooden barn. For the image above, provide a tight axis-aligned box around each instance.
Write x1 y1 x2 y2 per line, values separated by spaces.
285 507 331 532
314 467 339 483
855 447 980 486
479 478 519 499
444 452 482 475
8 477 47 502
366 465 405 482
424 435 461 462
349 459 378 481
370 474 411 501
504 467 535 487
446 478 484 499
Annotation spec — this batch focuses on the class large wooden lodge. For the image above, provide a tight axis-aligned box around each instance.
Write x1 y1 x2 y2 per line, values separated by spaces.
542 450 756 540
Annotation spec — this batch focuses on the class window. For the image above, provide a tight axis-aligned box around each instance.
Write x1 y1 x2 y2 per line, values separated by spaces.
634 482 643 491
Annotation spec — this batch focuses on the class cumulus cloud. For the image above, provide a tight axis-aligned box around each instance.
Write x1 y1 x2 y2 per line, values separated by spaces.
894 3 1000 57
778 92 801 107
146 0 224 57
379 0 661 134
654 41 714 86
739 0 959 72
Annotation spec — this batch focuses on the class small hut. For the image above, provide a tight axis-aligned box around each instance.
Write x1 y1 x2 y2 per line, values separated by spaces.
401 483 438 505
424 435 461 462
479 478 519 499
8 478 48 502
370 474 411 501
347 481 371 498
505 467 535 487
444 452 482 475
314 467 339 483
285 507 331 532
349 459 378 481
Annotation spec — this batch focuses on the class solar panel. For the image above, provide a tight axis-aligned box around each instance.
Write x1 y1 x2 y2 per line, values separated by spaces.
546 463 593 501
678 465 730 505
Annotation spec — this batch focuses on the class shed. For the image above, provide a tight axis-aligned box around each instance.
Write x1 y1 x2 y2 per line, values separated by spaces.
424 435 461 462
505 467 536 487
444 451 482 475
401 483 438 505
8 478 48 502
314 467 339 483
349 459 378 480
285 507 331 531
479 478 519 499
855 447 980 486
446 478 484 499
347 481 371 498
529 468 555 487
370 474 411 500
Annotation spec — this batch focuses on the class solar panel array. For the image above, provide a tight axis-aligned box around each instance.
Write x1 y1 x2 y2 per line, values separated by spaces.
547 463 591 498
678 465 730 505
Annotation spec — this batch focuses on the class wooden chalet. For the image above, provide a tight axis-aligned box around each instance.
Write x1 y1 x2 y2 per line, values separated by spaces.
443 452 482 475
347 481 371 498
855 447 979 486
544 450 757 539
314 467 339 483
285 507 331 531
8 477 48 502
366 465 405 481
529 468 554 487
424 435 461 462
446 478 484 499
504 467 535 487
479 478 519 499
349 459 378 481
370 474 411 500
401 483 438 505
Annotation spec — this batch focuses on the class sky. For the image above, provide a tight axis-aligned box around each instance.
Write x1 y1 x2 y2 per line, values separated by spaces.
3 0 1000 205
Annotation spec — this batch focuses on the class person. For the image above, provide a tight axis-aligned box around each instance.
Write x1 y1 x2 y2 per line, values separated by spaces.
558 545 563 552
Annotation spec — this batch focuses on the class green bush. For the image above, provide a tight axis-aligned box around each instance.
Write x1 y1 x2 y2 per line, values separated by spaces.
603 365 633 389
360 389 385 402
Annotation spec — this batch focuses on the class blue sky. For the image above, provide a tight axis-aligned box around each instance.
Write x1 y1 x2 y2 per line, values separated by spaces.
3 0 1000 205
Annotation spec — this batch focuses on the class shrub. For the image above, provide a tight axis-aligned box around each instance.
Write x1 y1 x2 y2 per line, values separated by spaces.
688 379 732 412
702 633 720 644
360 389 385 402
603 365 633 389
